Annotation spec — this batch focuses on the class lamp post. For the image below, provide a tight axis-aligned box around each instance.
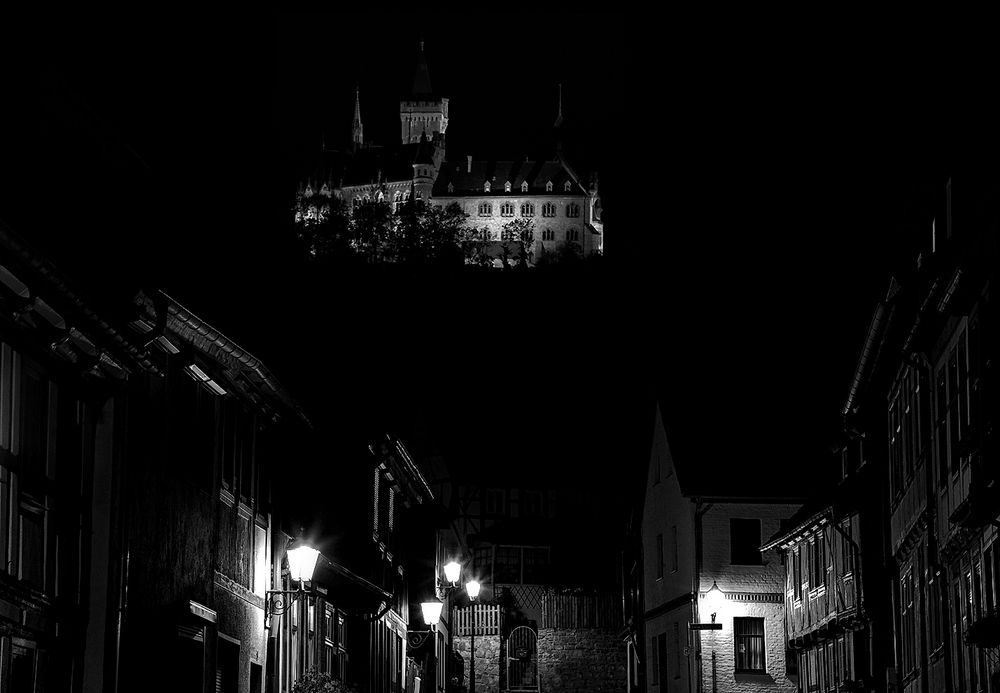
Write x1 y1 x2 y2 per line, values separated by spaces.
422 559 465 693
466 579 481 693
265 536 321 682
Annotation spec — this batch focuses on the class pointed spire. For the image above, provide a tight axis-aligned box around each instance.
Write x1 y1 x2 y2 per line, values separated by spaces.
554 83 564 128
411 39 433 98
352 84 364 149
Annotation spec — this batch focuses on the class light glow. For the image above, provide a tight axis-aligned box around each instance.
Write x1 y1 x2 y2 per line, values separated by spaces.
287 543 320 583
465 579 481 601
703 580 725 623
444 561 462 585
420 599 444 626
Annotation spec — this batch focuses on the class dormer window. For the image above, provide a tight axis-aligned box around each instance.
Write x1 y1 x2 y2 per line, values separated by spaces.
563 181 572 192
521 181 529 193
545 181 553 192
447 182 454 193
504 181 512 193
484 181 491 193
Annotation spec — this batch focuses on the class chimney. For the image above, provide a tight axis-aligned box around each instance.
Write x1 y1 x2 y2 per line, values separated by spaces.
467 155 472 173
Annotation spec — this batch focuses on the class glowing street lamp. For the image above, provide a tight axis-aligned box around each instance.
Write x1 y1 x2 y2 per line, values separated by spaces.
444 560 462 586
704 580 724 623
465 579 482 693
421 597 444 627
286 540 321 584
465 579 481 601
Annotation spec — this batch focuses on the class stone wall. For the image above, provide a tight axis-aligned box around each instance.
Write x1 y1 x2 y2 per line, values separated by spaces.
453 628 626 693
537 628 626 693
454 634 502 693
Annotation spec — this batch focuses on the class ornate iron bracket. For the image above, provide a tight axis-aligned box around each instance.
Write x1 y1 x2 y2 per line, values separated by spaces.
264 588 307 630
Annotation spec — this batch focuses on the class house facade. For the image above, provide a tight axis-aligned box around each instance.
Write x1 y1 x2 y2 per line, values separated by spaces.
629 404 801 693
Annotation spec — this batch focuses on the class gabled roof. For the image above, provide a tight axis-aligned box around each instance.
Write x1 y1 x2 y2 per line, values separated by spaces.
300 142 438 190
433 158 587 197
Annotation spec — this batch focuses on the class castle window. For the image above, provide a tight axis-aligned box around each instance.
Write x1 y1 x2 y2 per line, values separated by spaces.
566 203 580 218
447 182 454 193
542 202 557 217
563 181 572 192
504 181 512 193
566 228 579 242
375 191 384 202
542 228 554 241
478 202 493 217
484 181 491 192
520 203 535 217
500 202 515 217
353 197 361 208
545 181 553 192
521 181 529 193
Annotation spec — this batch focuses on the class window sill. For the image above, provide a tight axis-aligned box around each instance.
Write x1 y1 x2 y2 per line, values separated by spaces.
734 672 773 685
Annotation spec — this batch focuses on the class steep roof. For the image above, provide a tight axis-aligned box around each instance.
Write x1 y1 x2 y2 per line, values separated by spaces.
300 142 436 190
433 158 587 197
411 41 433 98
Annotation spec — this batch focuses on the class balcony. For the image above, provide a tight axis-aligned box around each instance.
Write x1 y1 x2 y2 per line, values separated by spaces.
947 453 999 529
965 606 1000 648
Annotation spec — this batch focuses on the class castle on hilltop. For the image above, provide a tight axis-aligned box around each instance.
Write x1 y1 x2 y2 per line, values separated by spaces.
295 42 603 262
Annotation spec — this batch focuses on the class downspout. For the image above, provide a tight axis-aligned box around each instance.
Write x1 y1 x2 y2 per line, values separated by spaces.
693 500 713 693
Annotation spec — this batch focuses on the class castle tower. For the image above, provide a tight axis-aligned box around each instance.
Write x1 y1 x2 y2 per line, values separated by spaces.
352 85 364 151
411 131 436 201
400 40 449 146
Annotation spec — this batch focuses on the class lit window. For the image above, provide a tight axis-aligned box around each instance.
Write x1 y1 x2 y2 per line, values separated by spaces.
521 181 528 193
566 203 580 218
542 202 556 217
734 618 766 673
500 202 515 217
478 202 493 217
563 181 572 192
484 181 491 192
545 181 553 192
504 181 511 192
520 203 535 217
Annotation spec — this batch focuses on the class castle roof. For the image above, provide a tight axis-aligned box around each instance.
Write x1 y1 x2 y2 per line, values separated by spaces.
300 141 439 190
411 40 433 98
432 158 588 197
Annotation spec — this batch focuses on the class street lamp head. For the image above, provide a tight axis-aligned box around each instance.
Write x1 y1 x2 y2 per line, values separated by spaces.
420 598 444 626
704 580 724 623
287 539 321 584
444 560 462 586
465 579 481 601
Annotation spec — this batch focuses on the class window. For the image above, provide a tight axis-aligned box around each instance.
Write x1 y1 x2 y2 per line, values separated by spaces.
672 623 681 678
566 228 579 242
495 545 521 583
447 183 454 193
810 534 827 589
520 202 535 217
500 202 515 217
522 490 542 516
734 617 765 672
656 633 668 687
545 181 553 192
900 569 915 674
542 228 554 241
484 181 491 192
730 519 762 565
522 547 549 583
541 202 556 217
504 181 511 192
840 518 854 575
793 547 802 601
485 488 505 515
889 365 928 499
670 526 678 573
566 203 580 218
521 181 528 192
478 202 492 217
656 534 664 579
650 635 659 686
473 546 492 582
563 181 572 192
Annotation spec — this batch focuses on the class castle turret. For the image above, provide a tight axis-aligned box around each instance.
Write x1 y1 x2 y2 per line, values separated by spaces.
400 40 449 145
411 131 436 201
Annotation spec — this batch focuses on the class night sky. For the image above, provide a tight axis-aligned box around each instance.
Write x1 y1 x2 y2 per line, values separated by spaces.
5 13 1000 506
